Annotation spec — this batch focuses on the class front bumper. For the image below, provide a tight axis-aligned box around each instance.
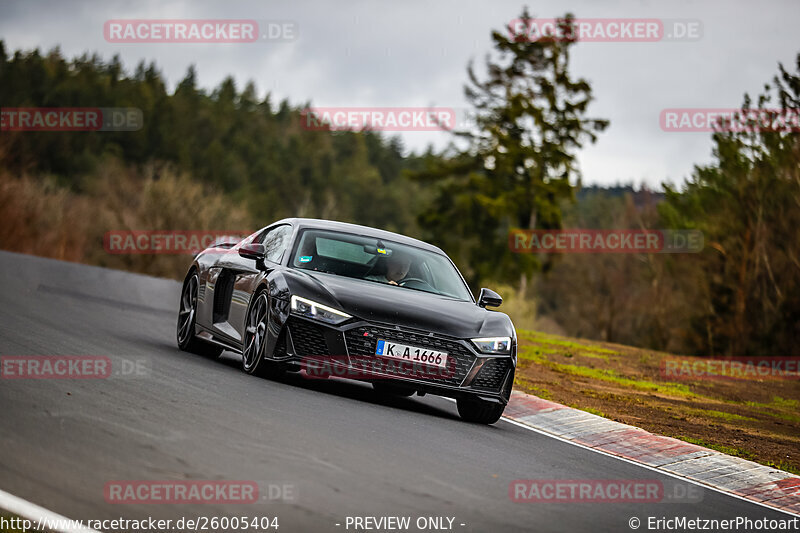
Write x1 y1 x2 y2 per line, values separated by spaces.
277 315 516 404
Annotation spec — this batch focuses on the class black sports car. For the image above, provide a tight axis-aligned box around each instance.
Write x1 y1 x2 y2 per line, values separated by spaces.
177 218 516 424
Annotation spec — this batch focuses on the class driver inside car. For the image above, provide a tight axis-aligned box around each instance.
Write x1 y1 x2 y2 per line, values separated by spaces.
368 252 412 286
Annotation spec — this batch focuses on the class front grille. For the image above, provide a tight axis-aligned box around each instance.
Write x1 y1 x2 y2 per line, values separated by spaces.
344 325 476 386
289 318 329 357
471 358 511 391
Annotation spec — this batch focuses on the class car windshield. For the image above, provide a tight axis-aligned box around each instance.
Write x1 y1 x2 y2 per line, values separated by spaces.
290 229 473 301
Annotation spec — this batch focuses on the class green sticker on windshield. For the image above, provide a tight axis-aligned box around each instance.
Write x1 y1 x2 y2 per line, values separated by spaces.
299 255 312 263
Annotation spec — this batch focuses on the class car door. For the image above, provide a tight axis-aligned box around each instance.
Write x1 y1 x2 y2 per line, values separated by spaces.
222 224 293 343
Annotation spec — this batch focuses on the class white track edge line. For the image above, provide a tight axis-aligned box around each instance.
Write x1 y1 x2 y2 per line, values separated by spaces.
0 487 100 533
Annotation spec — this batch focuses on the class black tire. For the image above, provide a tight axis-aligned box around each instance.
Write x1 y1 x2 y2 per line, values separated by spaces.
456 398 505 424
177 272 223 358
372 382 415 397
242 291 284 379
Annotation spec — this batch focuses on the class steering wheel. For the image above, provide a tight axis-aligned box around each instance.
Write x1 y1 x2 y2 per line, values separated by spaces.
398 277 432 288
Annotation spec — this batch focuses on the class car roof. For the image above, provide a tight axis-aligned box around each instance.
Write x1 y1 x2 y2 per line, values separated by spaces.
273 218 446 255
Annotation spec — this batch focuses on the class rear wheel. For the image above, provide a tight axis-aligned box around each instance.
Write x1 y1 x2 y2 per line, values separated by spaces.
177 272 223 358
457 398 505 424
372 382 415 397
242 292 284 379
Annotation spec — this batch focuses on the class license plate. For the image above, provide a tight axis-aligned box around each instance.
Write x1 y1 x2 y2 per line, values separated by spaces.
375 339 449 368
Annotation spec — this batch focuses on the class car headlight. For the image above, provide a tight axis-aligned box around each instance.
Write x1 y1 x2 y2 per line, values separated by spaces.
290 295 352 325
471 336 511 355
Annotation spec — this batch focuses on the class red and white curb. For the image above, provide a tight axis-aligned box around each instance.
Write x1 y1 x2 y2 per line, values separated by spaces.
503 391 800 515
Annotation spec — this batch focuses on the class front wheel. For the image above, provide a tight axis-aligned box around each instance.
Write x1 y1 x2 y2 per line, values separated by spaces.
177 272 223 358
242 292 284 379
457 398 505 424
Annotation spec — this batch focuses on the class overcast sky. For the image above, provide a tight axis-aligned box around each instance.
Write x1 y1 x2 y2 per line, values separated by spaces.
2 0 799 188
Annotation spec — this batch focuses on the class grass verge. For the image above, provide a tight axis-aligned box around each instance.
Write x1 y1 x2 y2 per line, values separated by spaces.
513 330 800 475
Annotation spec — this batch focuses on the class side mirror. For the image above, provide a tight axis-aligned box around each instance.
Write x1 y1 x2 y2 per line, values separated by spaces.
477 288 503 308
238 242 266 260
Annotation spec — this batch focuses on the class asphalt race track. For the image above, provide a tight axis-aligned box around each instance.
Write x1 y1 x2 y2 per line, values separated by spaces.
0 250 794 532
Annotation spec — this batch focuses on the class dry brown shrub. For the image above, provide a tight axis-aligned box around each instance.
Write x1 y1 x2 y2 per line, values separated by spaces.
0 171 92 263
0 160 255 279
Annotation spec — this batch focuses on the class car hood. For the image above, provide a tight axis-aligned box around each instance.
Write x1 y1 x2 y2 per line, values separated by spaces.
285 270 512 339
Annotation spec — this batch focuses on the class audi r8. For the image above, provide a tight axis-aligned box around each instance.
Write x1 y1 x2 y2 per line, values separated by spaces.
177 218 516 424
